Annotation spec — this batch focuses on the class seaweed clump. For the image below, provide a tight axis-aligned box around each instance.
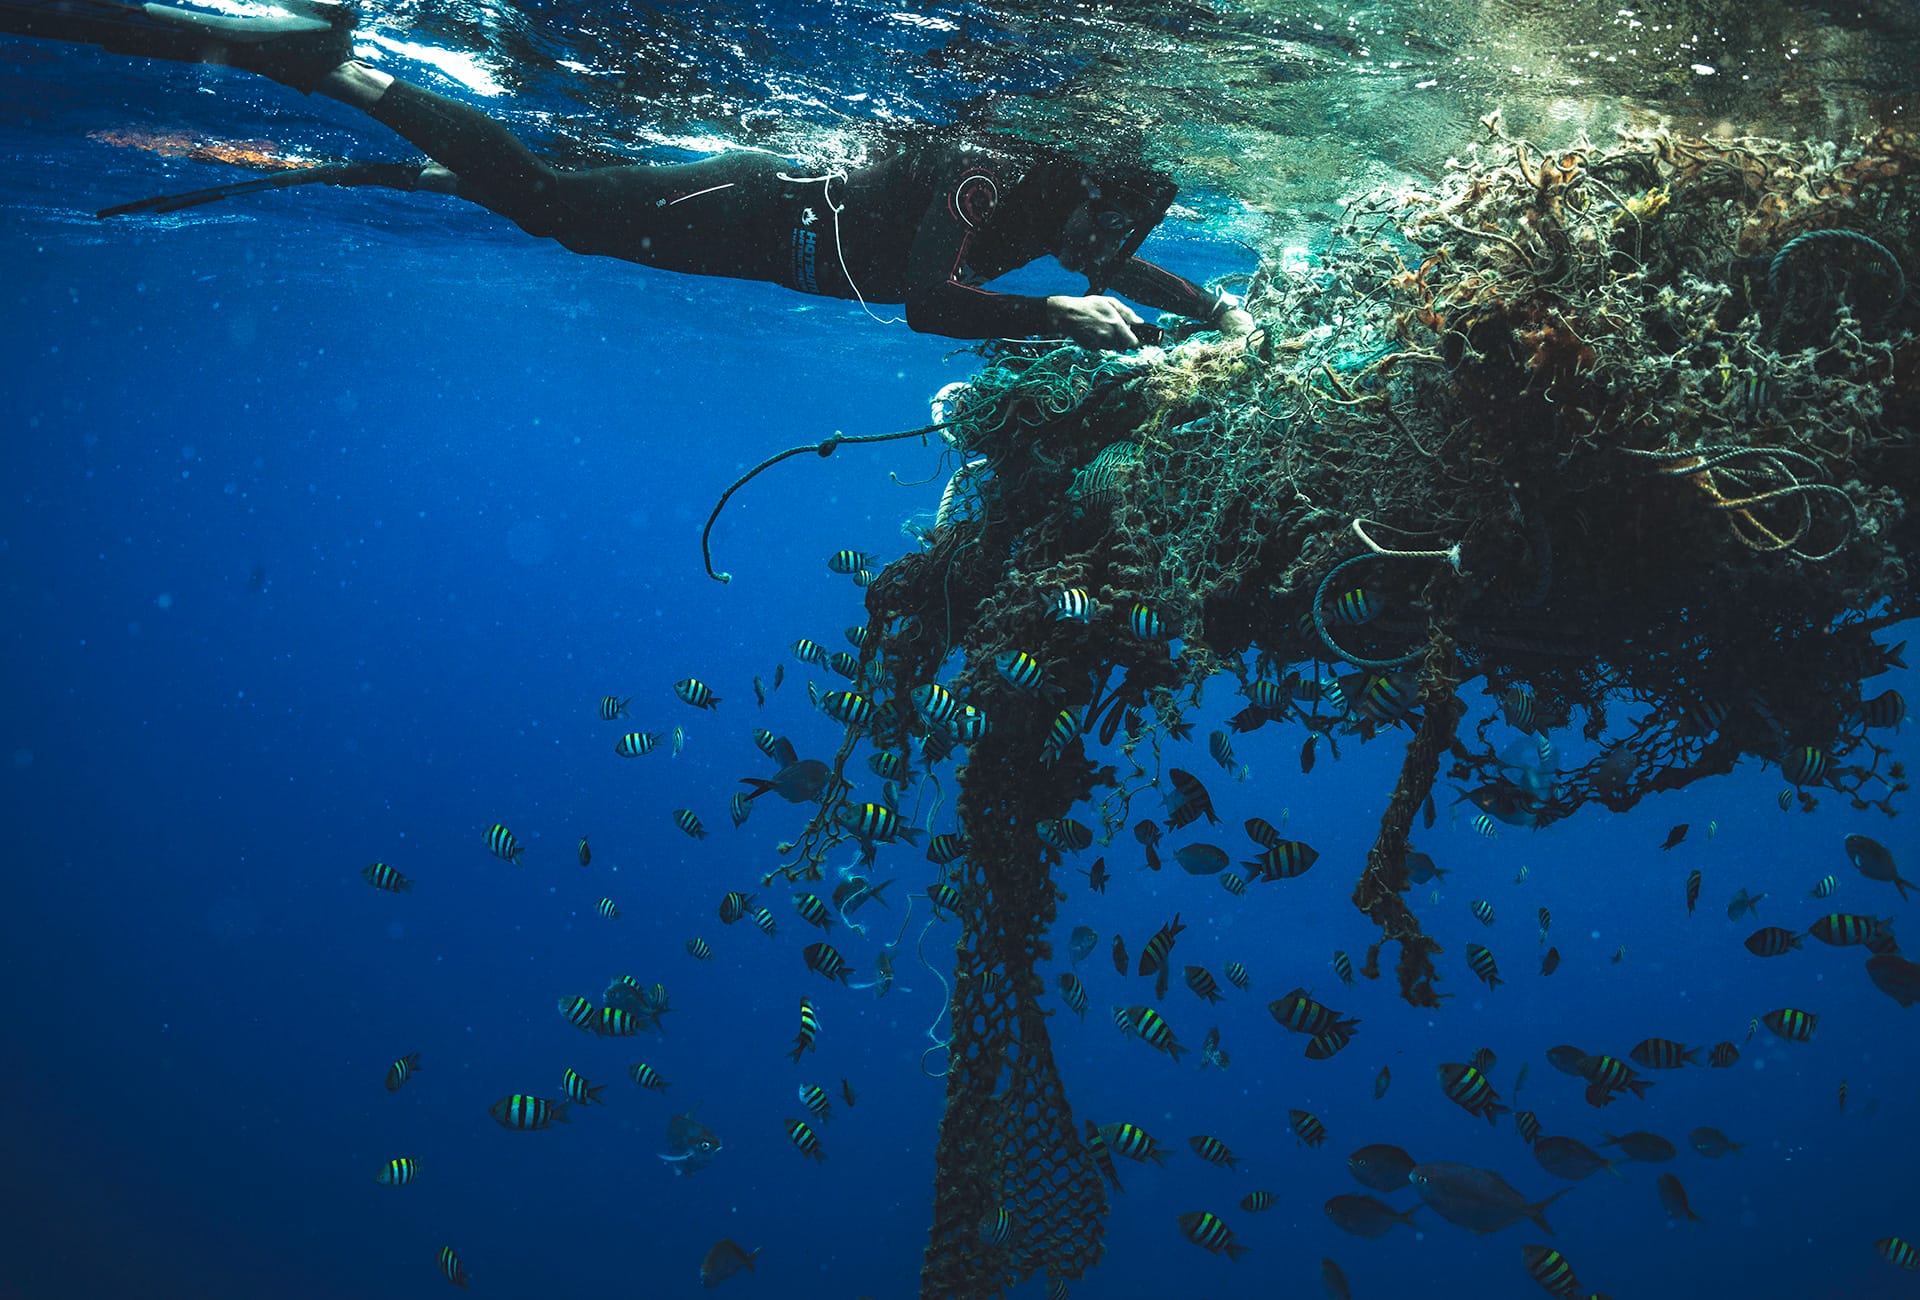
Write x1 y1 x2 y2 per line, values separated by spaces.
759 120 1916 1298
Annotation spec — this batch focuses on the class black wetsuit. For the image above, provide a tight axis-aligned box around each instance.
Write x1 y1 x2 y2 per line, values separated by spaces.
362 82 1224 339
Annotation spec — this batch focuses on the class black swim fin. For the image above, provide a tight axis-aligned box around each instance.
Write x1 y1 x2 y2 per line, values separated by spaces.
97 160 425 218
0 0 356 92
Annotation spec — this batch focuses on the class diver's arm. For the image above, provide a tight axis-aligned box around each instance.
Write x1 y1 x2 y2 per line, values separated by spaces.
1107 256 1253 335
901 188 1054 339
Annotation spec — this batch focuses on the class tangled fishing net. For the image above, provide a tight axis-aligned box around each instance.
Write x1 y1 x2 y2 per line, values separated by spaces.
720 118 1917 1297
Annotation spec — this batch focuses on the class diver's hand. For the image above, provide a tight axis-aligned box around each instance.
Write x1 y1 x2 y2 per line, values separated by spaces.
1046 294 1150 349
1213 305 1255 338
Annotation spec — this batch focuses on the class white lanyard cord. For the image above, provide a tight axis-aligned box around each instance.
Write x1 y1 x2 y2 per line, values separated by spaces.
779 169 903 326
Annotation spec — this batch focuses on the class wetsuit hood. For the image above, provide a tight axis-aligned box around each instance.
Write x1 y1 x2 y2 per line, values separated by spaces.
1004 154 1178 293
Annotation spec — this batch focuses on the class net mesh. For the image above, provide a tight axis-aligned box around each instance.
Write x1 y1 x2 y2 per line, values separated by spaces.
754 120 1917 1297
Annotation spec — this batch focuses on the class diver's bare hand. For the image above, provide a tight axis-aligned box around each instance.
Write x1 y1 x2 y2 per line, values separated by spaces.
1046 294 1149 349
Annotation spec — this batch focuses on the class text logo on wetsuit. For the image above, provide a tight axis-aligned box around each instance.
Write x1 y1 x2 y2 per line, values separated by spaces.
791 227 820 293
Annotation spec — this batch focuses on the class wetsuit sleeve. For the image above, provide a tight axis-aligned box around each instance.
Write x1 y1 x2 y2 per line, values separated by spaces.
1106 256 1227 321
901 178 1055 340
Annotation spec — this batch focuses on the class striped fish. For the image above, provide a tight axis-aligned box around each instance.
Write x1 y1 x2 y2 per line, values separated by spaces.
827 651 861 681
595 898 620 921
1472 812 1499 839
1858 688 1907 729
597 1007 641 1037
926 833 968 865
995 650 1059 696
1782 745 1827 786
797 1083 833 1122
826 549 874 575
1464 943 1502 990
1877 1236 1920 1271
1809 913 1890 948
792 893 835 930
1437 1061 1509 1123
718 891 754 925
1175 1211 1247 1260
1128 602 1167 640
1218 872 1247 897
1629 1037 1701 1069
1038 818 1093 851
557 995 597 1032
802 941 854 984
1576 1053 1650 1097
1355 673 1418 728
818 690 875 728
729 792 753 828
562 1069 604 1105
1126 1005 1188 1060
1100 1121 1167 1165
598 695 630 721
376 1157 418 1187
1761 1006 1817 1042
751 907 779 936
1188 1134 1239 1168
362 861 412 893
685 937 713 961
1223 961 1251 991
1522 1245 1582 1298
951 705 992 742
1084 1119 1124 1187
1184 965 1223 1003
439 1245 469 1289
385 1052 420 1092
629 1062 669 1091
1515 1109 1542 1145
1324 587 1377 626
845 625 868 648
1501 683 1537 733
792 637 828 666
1288 1108 1327 1147
1138 913 1187 977
1242 840 1319 881
867 750 911 785
977 1205 1012 1245
673 678 721 710
788 999 820 1062
1470 899 1496 926
1707 1041 1739 1068
616 731 661 756
673 808 708 839
1039 708 1082 765
1051 588 1096 622
1331 950 1354 986
910 682 962 727
488 1094 568 1130
1057 972 1090 1019
783 1116 826 1161
1269 988 1358 1038
836 802 920 846
1240 1190 1277 1212
485 824 524 865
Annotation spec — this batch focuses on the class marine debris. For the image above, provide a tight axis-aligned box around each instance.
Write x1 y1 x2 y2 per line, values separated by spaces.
714 118 1916 1296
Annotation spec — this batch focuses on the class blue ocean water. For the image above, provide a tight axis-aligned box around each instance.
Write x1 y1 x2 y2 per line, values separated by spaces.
2 23 1917 1300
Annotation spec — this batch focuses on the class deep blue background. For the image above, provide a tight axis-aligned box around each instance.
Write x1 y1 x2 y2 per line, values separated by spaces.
2 45 1917 1300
